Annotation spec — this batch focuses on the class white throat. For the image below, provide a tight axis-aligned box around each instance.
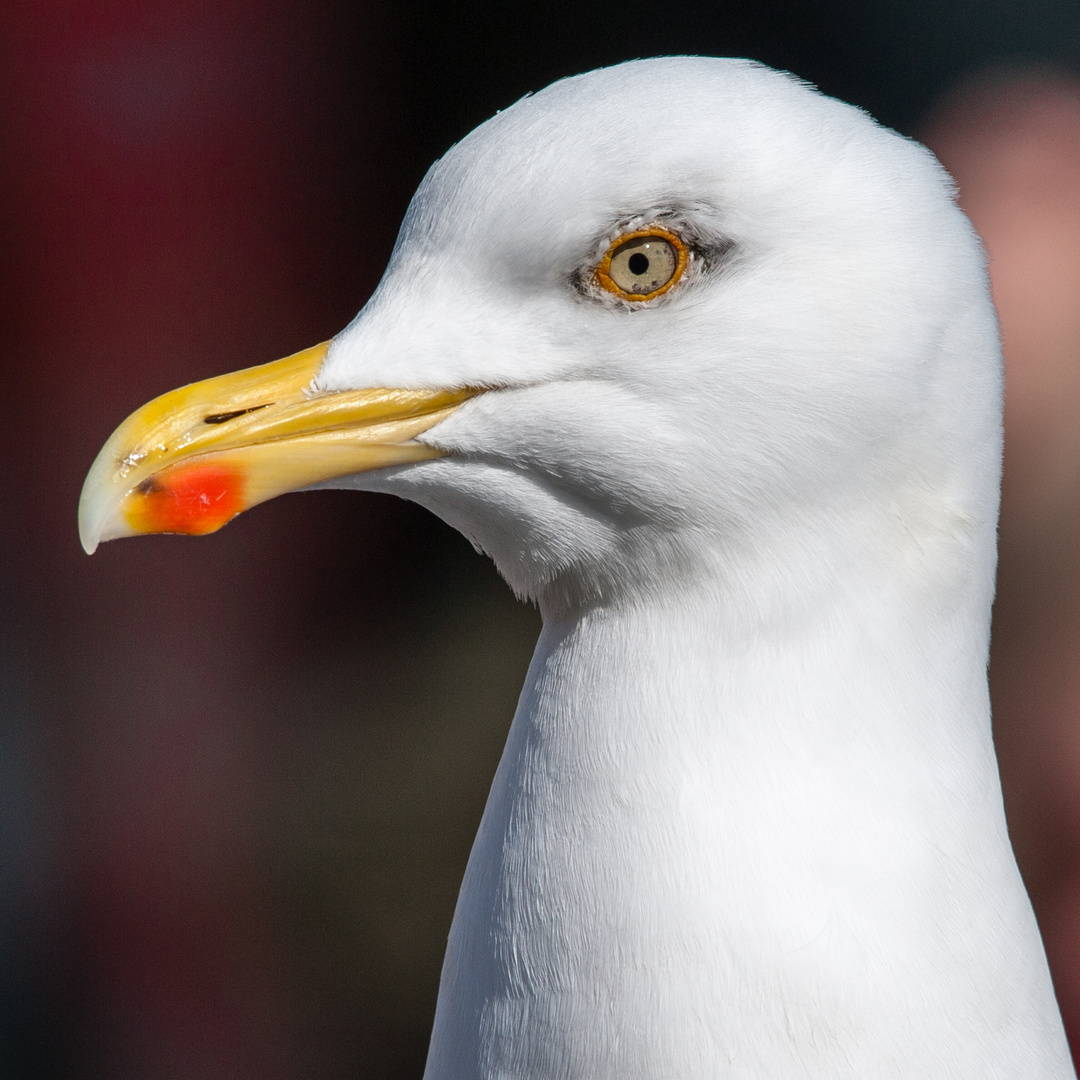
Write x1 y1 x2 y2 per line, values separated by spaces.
424 582 1072 1078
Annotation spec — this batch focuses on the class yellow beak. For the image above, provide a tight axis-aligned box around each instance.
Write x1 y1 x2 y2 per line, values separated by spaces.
78 341 476 554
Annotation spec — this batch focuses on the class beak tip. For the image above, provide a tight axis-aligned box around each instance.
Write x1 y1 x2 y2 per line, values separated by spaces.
78 466 112 555
77 500 102 555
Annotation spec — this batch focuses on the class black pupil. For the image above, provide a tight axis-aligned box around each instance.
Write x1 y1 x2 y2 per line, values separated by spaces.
627 252 650 275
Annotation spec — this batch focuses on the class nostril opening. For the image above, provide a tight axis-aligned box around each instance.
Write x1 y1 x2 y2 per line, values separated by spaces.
204 404 272 424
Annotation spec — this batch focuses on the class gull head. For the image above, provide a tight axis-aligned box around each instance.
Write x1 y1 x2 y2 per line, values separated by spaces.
80 57 1001 620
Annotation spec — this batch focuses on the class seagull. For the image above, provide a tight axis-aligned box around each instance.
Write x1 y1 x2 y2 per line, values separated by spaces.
79 57 1075 1079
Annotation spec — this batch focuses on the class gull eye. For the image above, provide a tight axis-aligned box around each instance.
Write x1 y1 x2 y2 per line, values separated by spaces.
595 228 689 301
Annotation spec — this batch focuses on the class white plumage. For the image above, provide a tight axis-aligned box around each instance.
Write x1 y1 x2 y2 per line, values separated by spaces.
82 57 1076 1078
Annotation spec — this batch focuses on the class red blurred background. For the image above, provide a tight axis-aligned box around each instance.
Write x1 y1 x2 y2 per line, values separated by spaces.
1 2 1079 1077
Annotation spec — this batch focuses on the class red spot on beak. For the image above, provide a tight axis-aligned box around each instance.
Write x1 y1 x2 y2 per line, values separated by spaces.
128 462 245 536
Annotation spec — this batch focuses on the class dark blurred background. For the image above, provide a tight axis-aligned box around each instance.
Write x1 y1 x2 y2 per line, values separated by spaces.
2 2 1080 1077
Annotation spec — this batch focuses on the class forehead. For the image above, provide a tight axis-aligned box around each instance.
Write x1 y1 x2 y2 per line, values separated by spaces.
403 58 890 253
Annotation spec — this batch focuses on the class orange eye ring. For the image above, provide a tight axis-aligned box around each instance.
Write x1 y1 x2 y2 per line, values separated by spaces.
594 226 690 301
